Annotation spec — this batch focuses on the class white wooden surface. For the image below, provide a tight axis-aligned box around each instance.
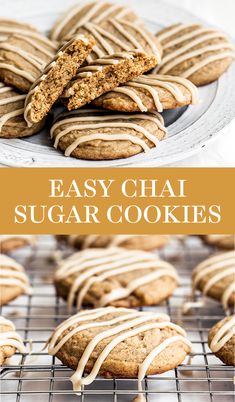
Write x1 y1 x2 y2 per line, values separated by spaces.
0 0 234 167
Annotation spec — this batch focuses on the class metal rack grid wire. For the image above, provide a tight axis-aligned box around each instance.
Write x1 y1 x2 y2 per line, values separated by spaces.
0 235 234 402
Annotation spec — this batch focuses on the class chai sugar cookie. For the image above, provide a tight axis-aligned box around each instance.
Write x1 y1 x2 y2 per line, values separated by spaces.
0 316 26 365
58 234 170 251
0 235 36 253
0 19 40 43
93 74 199 112
208 315 235 366
71 18 162 64
50 108 167 160
0 34 57 92
192 251 235 312
0 254 31 306
49 1 141 42
202 235 234 250
0 83 45 138
62 51 158 111
54 247 179 311
155 23 235 86
47 308 192 394
24 35 95 126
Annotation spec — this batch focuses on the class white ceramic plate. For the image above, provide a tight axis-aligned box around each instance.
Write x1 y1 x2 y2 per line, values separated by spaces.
0 0 234 167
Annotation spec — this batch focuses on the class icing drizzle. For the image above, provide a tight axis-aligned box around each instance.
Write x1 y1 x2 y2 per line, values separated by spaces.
51 108 166 157
155 23 235 77
0 85 27 133
55 247 179 312
209 315 235 353
0 316 26 354
48 307 192 397
0 253 31 295
192 251 235 312
96 74 199 112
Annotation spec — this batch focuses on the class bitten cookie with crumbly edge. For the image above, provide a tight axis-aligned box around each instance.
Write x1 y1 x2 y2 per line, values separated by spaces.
154 23 235 86
208 315 235 366
0 235 36 253
54 247 179 310
47 308 192 394
202 235 235 250
50 108 167 160
62 51 158 111
0 254 31 306
0 82 45 138
49 1 142 42
0 316 26 365
57 234 170 251
24 35 95 126
0 34 57 92
191 251 235 313
93 74 199 112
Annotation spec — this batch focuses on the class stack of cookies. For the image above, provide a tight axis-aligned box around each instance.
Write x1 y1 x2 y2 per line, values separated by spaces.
0 1 234 160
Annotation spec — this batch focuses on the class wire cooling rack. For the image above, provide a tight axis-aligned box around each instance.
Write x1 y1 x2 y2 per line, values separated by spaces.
0 235 234 402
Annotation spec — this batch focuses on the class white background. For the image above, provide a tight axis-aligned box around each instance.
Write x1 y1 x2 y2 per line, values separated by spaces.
0 0 234 167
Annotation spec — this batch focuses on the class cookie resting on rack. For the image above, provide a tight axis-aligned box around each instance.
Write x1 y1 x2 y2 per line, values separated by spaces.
49 0 142 42
47 307 192 398
93 74 199 112
50 108 167 160
54 247 179 311
57 234 170 251
0 234 36 253
208 315 235 366
154 23 235 86
0 254 31 306
0 316 26 365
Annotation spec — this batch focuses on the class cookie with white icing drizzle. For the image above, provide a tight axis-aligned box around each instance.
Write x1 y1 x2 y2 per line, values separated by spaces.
192 251 235 313
0 316 26 365
0 82 45 138
54 247 179 311
0 19 41 43
93 73 199 112
0 34 57 92
47 307 192 399
24 34 95 126
208 315 235 366
0 234 36 253
62 51 159 111
57 234 170 251
71 18 162 64
154 23 235 86
202 235 235 250
0 254 31 306
49 1 141 42
50 108 167 160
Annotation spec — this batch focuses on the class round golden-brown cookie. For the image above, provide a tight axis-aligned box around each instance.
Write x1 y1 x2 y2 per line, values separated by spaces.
0 34 57 92
208 315 235 366
50 108 167 160
0 19 40 43
0 254 31 306
48 307 192 392
24 34 95 126
0 235 36 253
59 234 170 251
93 74 199 112
54 247 179 310
62 51 158 111
202 235 234 250
49 1 142 42
192 251 235 312
155 23 235 86
0 316 26 365
71 18 162 64
0 82 45 138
